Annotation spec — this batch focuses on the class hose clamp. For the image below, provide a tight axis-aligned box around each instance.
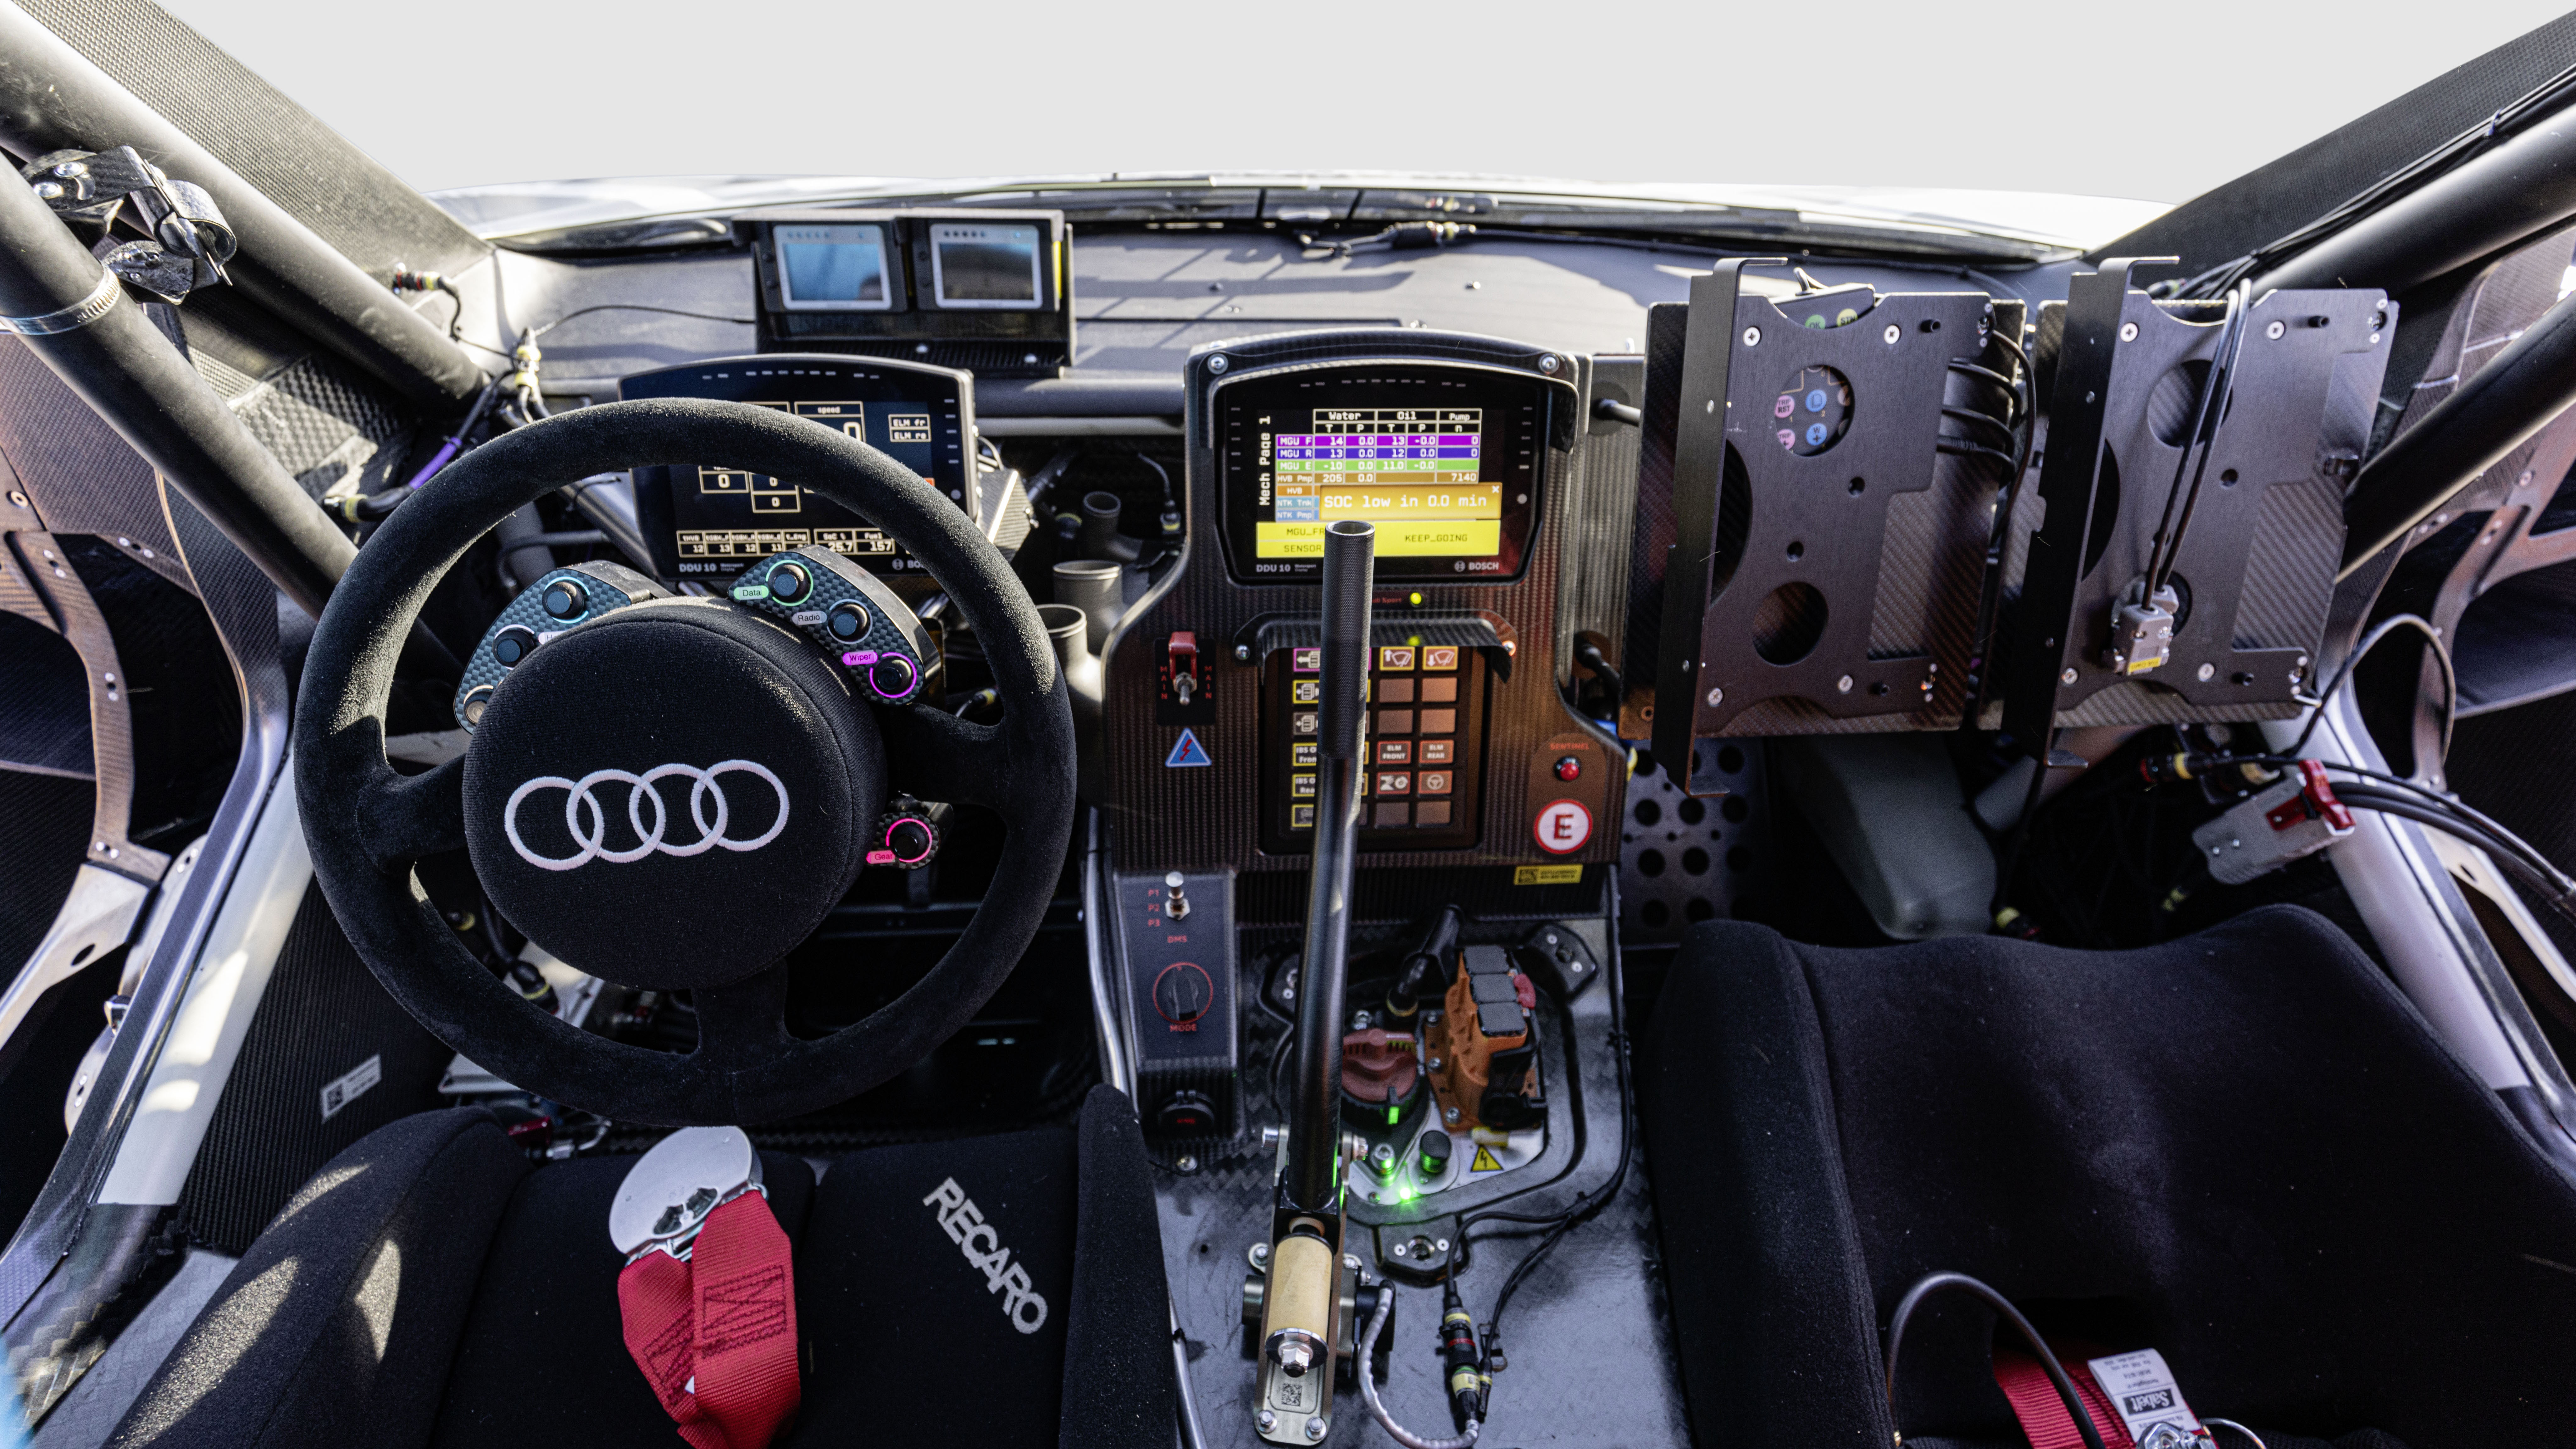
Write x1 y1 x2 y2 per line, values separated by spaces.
0 271 120 336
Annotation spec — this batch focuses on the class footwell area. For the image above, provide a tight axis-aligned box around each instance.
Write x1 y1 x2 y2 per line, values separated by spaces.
1155 928 1688 1448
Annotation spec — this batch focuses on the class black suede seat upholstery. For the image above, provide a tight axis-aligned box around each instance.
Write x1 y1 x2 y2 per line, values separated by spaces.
1641 904 2576 1449
107 1085 1174 1449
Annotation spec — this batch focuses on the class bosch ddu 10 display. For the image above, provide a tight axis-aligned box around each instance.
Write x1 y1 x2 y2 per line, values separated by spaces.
1650 262 2026 794
1994 260 2392 742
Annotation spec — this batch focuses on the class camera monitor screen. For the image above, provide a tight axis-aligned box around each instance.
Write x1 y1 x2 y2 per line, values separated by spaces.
928 222 1044 308
775 224 893 311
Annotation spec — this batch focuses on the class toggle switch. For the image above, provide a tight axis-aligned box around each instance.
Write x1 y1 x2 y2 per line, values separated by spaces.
1168 631 1199 705
1164 870 1191 920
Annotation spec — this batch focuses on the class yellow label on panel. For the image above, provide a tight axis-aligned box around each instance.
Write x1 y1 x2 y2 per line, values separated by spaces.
1514 864 1583 886
1255 520 1501 558
1470 1145 1504 1173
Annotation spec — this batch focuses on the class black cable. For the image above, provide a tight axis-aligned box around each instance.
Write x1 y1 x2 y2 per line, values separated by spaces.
1936 437 2021 473
2142 283 2248 596
2286 613 2455 760
1946 360 2023 418
525 303 757 337
2333 792 2576 929
1941 405 2017 446
2203 754 2565 888
1883 1272 2109 1449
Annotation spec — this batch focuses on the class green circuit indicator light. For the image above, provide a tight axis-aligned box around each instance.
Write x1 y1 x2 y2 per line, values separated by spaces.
1387 1106 1399 1125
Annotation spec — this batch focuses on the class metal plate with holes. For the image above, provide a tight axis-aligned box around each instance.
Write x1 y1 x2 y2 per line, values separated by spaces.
2002 268 2390 740
609 1125 762 1256
1620 742 1772 944
1653 264 2006 792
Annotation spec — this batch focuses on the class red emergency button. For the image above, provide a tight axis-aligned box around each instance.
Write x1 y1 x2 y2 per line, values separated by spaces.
1554 755 1582 781
1534 799 1593 853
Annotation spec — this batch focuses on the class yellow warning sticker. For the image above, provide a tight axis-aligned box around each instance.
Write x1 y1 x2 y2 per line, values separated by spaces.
1514 863 1582 886
1470 1145 1503 1173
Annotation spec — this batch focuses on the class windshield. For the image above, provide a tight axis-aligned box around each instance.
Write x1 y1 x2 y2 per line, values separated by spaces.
151 0 2574 255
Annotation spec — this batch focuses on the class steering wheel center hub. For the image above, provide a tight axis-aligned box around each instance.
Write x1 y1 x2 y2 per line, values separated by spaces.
460 600 880 991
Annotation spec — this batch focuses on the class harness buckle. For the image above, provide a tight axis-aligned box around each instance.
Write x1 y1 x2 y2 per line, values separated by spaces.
609 1125 765 1263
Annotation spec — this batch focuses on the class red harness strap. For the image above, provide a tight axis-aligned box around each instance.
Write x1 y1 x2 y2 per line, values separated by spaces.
1992 1346 2134 1449
618 1191 802 1449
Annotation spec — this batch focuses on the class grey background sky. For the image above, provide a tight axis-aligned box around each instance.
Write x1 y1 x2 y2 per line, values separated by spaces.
162 0 2573 206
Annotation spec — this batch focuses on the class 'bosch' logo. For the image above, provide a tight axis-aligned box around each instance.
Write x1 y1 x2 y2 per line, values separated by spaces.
503 762 789 871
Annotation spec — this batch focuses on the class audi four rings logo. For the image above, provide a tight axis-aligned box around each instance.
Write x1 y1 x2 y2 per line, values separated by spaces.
503 761 789 871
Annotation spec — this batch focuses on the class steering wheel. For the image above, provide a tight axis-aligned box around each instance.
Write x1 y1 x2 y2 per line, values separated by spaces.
293 399 1075 1126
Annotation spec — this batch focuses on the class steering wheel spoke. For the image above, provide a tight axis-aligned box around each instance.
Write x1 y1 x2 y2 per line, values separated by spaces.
877 704 1016 810
691 964 793 1069
357 757 466 872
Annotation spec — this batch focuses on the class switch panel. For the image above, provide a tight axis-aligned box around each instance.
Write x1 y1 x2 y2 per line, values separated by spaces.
1113 869 1238 1141
1258 643 1488 853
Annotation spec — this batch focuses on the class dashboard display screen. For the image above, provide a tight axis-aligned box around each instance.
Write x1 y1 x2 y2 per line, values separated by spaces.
775 224 893 310
622 358 972 582
1218 366 1548 582
929 223 1043 308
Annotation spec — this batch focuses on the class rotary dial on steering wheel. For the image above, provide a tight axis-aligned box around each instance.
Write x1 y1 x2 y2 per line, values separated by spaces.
292 399 1075 1126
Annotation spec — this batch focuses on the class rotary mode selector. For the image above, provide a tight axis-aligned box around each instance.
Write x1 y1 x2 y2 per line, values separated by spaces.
826 600 871 641
1151 962 1214 1024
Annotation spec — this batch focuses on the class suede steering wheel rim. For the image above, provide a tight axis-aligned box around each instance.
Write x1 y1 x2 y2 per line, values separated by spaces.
293 399 1076 1126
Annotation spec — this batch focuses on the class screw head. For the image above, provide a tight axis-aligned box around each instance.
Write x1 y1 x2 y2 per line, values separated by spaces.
1391 1241 1408 1257
1883 323 1901 345
1537 353 1560 374
53 161 84 177
1208 354 1229 374
1258 1411 1278 1432
32 181 61 200
1705 686 1724 707
1234 644 1252 663
2060 667 2080 685
2197 662 2215 681
2118 322 2139 341
6 490 25 508
1836 675 1853 694
2266 319 2287 340
1373 1143 1395 1164
1252 1242 1271 1263
1741 326 1761 347
1435 1237 1451 1251
1306 1417 1328 1440
1175 1154 1198 1173
1444 1106 1461 1124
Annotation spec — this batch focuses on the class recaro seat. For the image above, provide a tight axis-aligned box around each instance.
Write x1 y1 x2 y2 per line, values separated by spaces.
1641 904 2576 1449
105 1085 1174 1449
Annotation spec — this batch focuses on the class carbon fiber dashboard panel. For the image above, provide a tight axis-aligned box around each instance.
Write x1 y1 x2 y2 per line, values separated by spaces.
1099 329 1626 893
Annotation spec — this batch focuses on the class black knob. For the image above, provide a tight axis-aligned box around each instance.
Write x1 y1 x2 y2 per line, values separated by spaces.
1155 1091 1216 1136
867 654 917 700
490 625 539 667
1417 1128 1452 1176
767 560 810 602
827 600 871 641
540 577 588 620
1152 962 1214 1024
887 817 934 864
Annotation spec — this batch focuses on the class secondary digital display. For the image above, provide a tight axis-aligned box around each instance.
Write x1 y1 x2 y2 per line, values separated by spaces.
929 223 1043 308
622 358 973 583
1219 367 1548 583
775 224 893 311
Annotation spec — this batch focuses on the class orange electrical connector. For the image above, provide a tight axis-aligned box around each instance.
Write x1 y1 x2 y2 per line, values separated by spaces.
1428 945 1542 1131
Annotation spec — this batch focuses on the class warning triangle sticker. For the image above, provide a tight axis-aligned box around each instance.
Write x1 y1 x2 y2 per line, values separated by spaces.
1165 729 1214 768
1470 1145 1503 1173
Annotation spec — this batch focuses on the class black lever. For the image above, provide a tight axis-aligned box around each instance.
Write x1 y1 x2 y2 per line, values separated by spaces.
1385 904 1463 1020
1280 518 1374 1224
